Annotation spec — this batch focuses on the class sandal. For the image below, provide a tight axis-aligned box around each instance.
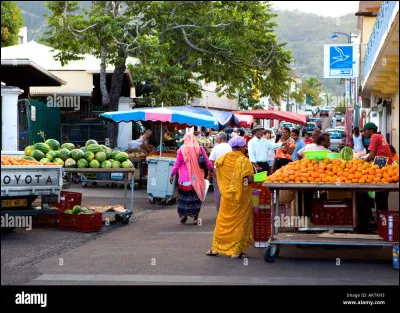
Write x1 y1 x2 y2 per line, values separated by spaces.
231 253 249 259
180 216 187 224
206 250 219 256
193 216 199 225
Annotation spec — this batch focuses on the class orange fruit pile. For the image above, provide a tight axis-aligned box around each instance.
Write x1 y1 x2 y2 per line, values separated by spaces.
265 158 399 184
1 156 59 166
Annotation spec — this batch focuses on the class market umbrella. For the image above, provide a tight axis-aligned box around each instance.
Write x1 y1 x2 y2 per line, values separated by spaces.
232 109 307 126
100 107 220 156
235 114 254 128
344 104 353 146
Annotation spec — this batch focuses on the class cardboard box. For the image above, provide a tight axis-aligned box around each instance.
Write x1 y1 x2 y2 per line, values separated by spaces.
327 191 352 200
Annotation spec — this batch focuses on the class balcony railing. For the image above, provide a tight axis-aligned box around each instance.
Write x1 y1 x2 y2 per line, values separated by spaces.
363 1 398 82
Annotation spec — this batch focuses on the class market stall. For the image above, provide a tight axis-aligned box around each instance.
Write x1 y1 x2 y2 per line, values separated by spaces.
258 154 399 263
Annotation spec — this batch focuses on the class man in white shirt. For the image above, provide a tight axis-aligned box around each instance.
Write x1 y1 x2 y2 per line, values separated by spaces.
248 124 286 175
209 132 232 212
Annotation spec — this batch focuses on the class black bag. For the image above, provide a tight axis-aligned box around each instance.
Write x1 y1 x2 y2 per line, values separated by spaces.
198 148 206 170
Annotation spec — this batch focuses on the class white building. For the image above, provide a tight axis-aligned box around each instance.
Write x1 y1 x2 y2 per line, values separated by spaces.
192 81 239 111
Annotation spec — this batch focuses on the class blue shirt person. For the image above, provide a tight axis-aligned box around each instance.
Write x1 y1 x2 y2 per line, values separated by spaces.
290 129 305 162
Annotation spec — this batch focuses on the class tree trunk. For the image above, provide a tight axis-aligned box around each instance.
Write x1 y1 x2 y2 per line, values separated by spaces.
100 44 110 106
106 48 127 148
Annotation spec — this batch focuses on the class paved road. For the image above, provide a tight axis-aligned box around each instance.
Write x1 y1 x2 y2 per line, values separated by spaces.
1 186 398 286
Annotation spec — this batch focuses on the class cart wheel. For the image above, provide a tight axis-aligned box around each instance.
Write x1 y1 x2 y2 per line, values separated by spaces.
82 182 88 188
264 245 280 263
115 214 122 222
149 196 157 204
121 215 130 225
165 198 176 206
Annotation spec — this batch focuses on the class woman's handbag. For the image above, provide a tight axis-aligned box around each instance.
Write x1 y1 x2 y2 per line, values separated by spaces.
198 148 207 170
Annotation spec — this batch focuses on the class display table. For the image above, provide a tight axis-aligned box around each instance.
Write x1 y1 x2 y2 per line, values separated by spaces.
261 182 399 262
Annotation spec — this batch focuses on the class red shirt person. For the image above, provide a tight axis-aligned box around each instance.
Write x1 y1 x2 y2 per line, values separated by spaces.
363 122 393 165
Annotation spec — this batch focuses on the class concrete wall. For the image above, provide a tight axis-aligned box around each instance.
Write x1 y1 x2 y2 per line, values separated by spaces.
193 82 239 111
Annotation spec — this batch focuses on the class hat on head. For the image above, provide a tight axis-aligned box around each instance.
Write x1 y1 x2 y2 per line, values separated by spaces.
361 122 377 131
253 124 264 131
229 136 247 147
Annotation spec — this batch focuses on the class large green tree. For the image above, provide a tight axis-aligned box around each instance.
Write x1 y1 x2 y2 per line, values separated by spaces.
302 76 323 106
42 1 292 147
1 1 24 47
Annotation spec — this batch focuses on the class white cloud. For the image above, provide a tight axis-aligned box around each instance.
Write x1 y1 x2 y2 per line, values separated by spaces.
271 1 360 18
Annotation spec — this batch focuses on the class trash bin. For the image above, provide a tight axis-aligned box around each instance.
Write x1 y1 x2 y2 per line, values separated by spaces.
146 157 178 204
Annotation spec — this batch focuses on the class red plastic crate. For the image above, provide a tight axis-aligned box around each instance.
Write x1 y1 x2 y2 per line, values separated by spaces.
378 211 399 242
251 183 271 205
253 209 272 241
58 212 102 233
312 199 353 225
32 214 58 228
48 191 82 212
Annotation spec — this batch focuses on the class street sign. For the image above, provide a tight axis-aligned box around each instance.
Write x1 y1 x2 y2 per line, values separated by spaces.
324 44 359 78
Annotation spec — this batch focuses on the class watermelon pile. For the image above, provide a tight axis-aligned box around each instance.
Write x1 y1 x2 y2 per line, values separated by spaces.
23 139 133 169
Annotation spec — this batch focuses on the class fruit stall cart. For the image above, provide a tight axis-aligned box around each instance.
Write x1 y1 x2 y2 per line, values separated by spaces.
63 168 135 224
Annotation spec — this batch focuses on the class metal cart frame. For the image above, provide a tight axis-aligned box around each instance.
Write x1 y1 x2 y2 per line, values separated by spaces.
64 168 135 225
261 183 399 262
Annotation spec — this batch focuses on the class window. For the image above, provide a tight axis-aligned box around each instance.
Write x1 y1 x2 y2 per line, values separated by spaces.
327 131 344 139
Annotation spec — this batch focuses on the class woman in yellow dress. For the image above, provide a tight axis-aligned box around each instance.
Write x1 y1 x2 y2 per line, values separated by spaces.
206 136 254 259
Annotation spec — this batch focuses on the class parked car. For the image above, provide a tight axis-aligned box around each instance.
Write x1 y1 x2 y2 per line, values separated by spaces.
305 109 314 117
309 118 322 129
302 122 318 136
319 108 330 117
326 128 345 152
279 121 295 130
334 112 342 121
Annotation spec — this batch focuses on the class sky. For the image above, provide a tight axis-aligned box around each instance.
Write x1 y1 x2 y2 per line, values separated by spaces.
271 1 359 18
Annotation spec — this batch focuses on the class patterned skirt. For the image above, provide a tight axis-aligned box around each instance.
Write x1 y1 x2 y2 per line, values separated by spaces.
177 182 201 218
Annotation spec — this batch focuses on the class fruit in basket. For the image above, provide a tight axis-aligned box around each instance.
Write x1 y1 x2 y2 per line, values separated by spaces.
61 143 75 151
72 205 81 214
71 149 85 161
101 160 112 168
34 142 51 154
95 151 107 162
89 159 100 168
45 139 60 150
111 160 121 168
339 147 353 161
53 158 64 166
115 152 129 162
265 158 399 184
31 150 45 161
122 160 133 168
84 151 95 161
64 209 73 214
85 139 98 147
24 145 35 156
77 158 89 168
45 151 57 161
64 158 76 168
59 148 71 160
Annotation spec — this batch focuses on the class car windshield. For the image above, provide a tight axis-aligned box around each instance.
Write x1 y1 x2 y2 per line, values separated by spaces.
327 131 344 139
306 123 315 127
281 123 292 128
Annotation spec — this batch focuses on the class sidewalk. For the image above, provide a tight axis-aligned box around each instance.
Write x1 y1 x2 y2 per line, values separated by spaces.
23 184 398 285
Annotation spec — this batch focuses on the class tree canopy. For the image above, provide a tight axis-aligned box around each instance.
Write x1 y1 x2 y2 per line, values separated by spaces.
1 1 24 47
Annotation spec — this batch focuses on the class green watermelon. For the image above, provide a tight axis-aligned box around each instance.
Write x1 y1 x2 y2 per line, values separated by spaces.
339 147 353 161
111 160 121 168
85 139 98 147
81 147 87 153
64 209 73 214
34 142 50 154
101 160 112 168
121 160 133 168
31 150 45 161
53 158 64 166
110 151 120 159
21 155 36 161
61 143 75 151
64 158 76 168
45 151 57 161
89 160 100 168
45 139 60 150
84 151 95 161
95 151 107 162
72 205 81 214
77 158 89 168
71 149 84 161
59 148 71 161
87 144 101 154
24 145 35 156
115 152 129 162
40 158 50 163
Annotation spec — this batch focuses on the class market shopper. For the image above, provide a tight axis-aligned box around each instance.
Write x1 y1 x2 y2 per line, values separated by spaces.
129 129 153 154
206 136 254 259
208 132 232 212
248 124 285 175
170 132 214 224
291 129 305 162
351 127 365 153
263 129 276 174
362 122 393 212
303 133 312 144
274 127 296 171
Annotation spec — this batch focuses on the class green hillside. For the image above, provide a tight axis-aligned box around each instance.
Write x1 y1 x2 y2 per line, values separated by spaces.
15 1 359 96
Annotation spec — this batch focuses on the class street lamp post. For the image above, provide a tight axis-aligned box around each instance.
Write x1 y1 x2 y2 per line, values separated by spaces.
331 32 358 127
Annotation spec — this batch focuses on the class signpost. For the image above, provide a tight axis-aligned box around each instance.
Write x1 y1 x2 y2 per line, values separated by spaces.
324 44 359 79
